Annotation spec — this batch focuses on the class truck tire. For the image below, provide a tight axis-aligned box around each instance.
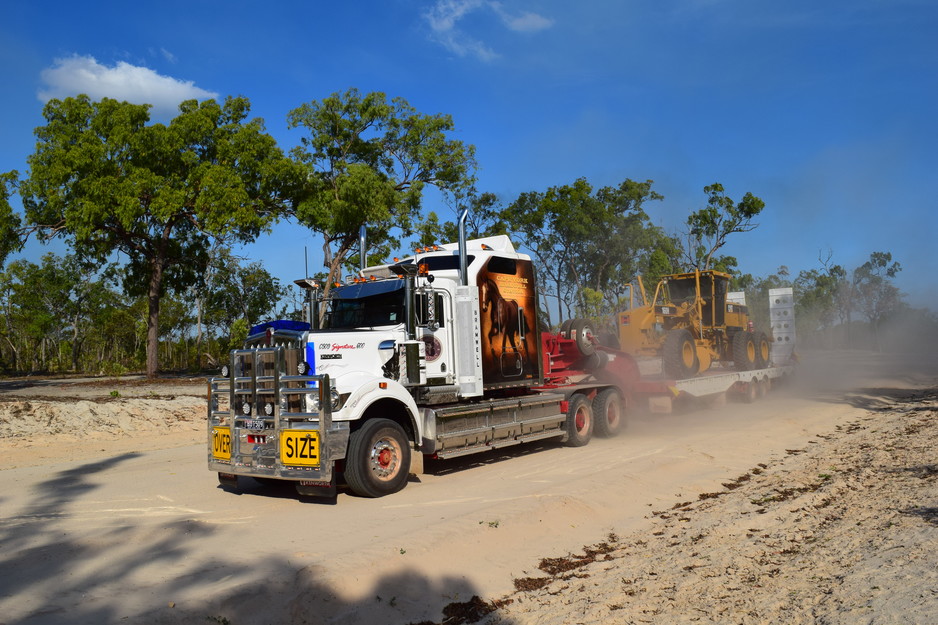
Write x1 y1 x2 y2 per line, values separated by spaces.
593 388 624 438
733 331 757 371
344 418 411 498
564 393 593 447
663 328 699 378
754 331 771 368
569 318 596 356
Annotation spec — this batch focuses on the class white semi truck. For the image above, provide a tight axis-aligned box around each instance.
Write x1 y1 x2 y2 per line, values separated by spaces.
208 218 794 499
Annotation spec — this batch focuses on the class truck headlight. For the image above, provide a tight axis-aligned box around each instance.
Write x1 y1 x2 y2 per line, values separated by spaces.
306 387 344 412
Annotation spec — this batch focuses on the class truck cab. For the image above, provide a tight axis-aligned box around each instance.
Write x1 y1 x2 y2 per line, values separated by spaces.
208 235 554 498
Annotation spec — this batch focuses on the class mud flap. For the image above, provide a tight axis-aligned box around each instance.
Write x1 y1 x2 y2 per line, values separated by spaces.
295 477 337 499
218 472 239 490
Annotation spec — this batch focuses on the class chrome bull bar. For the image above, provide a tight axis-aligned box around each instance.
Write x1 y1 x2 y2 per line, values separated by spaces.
207 346 348 485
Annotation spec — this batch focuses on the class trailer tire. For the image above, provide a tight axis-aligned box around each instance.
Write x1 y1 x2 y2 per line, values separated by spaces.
345 418 411 498
733 331 757 371
559 319 572 337
757 376 770 398
570 318 596 356
742 378 759 403
663 328 699 378
593 388 624 438
755 331 771 368
564 393 594 447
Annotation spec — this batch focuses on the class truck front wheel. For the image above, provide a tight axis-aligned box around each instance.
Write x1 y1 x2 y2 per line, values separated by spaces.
345 419 412 498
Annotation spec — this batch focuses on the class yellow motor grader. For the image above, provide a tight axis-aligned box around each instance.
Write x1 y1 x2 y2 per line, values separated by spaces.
615 270 771 379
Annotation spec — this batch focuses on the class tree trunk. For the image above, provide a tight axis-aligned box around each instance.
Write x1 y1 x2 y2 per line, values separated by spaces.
146 258 165 378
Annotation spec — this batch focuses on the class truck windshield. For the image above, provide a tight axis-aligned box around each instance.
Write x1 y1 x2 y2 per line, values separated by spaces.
325 280 405 329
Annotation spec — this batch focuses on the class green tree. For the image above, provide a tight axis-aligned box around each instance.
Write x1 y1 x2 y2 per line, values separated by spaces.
792 252 847 348
685 183 765 269
505 178 665 324
206 256 288 331
853 251 902 350
20 95 301 377
0 172 23 267
412 192 508 248
287 88 477 318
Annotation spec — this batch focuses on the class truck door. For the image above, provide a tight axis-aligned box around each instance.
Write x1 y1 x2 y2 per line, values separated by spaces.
417 290 455 385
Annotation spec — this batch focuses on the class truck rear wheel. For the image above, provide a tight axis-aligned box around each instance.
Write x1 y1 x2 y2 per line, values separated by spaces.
593 388 624 438
733 331 757 371
564 394 594 447
345 418 411 498
663 329 699 378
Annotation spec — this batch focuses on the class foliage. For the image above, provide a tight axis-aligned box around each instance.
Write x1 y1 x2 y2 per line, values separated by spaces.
287 88 477 319
201 249 288 332
505 178 667 324
20 95 301 376
685 183 765 270
853 251 902 350
0 172 23 267
412 192 508 248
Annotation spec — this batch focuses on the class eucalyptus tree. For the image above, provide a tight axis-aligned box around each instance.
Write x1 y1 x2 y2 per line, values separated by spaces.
20 95 302 377
412 192 508 248
505 178 665 322
853 251 902 350
0 172 22 266
287 88 477 318
685 183 765 270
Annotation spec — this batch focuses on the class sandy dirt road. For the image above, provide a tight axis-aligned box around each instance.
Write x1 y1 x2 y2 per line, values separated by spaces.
0 351 935 625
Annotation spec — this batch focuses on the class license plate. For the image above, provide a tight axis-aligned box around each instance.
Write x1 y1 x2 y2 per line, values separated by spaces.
281 430 320 466
211 427 232 460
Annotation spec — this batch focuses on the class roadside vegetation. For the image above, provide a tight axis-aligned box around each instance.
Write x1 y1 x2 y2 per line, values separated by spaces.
0 90 932 377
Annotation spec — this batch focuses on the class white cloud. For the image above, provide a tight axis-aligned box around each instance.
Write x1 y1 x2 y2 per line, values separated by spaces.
491 4 554 32
425 0 553 61
38 55 218 119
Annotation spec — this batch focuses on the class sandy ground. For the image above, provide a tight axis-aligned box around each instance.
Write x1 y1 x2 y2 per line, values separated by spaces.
481 382 938 625
0 353 936 624
0 375 206 470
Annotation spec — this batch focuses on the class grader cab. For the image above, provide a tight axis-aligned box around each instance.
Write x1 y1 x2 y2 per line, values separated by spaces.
615 270 771 378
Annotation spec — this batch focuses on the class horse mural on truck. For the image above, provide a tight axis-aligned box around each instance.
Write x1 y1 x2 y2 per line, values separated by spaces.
477 255 541 388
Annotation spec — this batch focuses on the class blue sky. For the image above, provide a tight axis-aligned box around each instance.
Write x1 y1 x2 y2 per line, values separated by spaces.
2 0 936 309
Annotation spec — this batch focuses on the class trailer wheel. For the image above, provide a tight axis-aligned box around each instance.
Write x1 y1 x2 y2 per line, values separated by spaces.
754 332 771 368
593 388 624 438
569 318 596 356
564 394 594 447
559 319 573 337
345 418 411 498
757 376 770 398
733 331 757 371
742 378 759 403
663 329 699 378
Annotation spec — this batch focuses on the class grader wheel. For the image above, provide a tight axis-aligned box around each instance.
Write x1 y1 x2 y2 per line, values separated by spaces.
663 329 699 379
754 331 771 368
733 331 757 371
